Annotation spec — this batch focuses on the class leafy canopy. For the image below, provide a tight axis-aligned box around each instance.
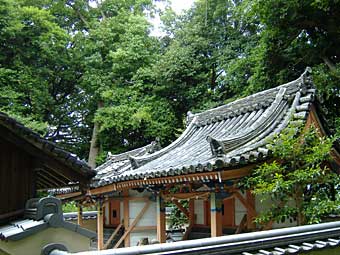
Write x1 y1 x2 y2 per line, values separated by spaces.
242 124 339 226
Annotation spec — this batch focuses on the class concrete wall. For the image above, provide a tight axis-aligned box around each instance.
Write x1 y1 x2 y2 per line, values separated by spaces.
0 227 91 255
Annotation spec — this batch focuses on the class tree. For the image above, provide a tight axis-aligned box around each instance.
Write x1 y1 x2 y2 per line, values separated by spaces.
240 0 340 131
155 0 260 120
242 124 339 226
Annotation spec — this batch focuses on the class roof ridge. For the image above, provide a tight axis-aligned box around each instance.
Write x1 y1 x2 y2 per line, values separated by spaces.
187 67 313 126
126 67 313 171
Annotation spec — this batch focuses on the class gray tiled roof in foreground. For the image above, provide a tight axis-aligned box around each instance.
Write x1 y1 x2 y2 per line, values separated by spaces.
0 197 96 241
93 68 315 187
44 220 340 255
0 112 96 189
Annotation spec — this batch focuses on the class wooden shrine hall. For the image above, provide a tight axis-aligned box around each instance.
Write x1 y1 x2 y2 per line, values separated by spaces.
58 68 340 250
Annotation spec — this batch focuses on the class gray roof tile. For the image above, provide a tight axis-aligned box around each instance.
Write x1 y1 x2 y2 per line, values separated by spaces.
93 67 315 187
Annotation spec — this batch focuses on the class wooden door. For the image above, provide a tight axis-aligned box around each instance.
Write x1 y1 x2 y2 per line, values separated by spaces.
110 200 120 226
222 198 235 227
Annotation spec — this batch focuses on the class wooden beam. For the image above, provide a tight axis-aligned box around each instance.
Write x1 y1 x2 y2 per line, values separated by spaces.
132 226 157 231
0 209 25 220
0 125 90 185
77 205 83 226
97 202 104 250
56 191 82 200
103 223 123 249
235 214 247 234
182 223 193 241
123 190 130 247
210 192 222 237
38 168 68 186
220 166 253 180
234 191 257 217
90 166 253 195
162 191 210 201
36 171 61 187
114 200 151 248
305 105 327 136
188 199 194 225
172 200 189 218
246 190 256 230
157 195 166 243
43 165 73 184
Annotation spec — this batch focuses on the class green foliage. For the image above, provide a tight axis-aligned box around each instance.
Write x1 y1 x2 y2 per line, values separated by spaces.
1 0 339 169
62 201 95 213
167 200 189 229
242 125 340 225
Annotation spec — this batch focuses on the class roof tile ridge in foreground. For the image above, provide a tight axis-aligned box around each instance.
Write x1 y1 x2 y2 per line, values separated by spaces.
188 67 313 126
0 112 95 177
128 120 198 170
46 220 340 255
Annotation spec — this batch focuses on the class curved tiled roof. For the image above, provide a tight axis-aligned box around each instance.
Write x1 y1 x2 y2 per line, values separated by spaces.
93 68 315 187
92 141 161 187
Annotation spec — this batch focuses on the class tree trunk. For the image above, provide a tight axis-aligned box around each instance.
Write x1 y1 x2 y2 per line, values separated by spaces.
322 55 336 71
88 101 103 169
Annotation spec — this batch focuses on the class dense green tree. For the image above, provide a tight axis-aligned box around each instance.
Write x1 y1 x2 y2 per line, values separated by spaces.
240 0 340 131
242 125 339 226
155 0 259 119
0 0 93 157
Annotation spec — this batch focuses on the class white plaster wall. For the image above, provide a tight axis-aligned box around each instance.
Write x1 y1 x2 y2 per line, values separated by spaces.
129 200 157 227
235 192 247 225
105 203 109 225
127 190 157 246
255 195 297 228
194 199 204 225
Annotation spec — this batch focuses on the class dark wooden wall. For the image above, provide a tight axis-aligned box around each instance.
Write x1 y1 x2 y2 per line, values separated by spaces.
0 138 35 216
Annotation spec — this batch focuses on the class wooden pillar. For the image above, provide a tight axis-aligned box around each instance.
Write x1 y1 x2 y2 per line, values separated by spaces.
97 201 104 250
188 199 194 225
123 190 130 247
156 195 166 243
77 204 83 226
246 190 256 230
210 192 222 237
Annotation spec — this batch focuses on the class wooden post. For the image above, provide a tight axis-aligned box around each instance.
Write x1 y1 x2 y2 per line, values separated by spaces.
156 195 166 243
246 190 256 230
188 199 194 225
97 201 104 250
210 192 222 237
123 190 130 247
77 204 83 226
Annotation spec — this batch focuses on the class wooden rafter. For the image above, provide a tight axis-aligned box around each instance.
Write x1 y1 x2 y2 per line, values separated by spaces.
90 166 253 195
0 125 90 185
